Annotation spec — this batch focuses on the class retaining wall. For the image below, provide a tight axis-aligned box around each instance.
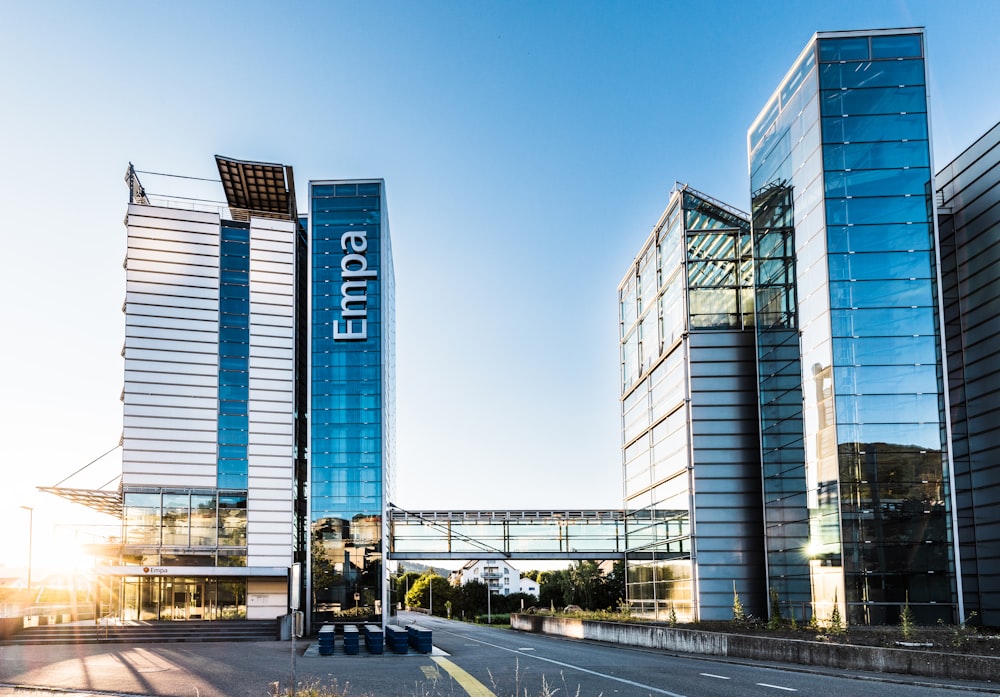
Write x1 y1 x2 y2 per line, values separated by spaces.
511 614 999 683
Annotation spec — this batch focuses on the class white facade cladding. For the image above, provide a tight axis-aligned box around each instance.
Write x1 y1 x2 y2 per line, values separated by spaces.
124 205 223 488
122 210 296 524
246 217 296 568
120 177 297 620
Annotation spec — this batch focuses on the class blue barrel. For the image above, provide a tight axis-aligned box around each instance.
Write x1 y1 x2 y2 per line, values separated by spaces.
342 625 360 655
317 625 335 656
407 624 433 654
386 624 409 654
363 624 384 654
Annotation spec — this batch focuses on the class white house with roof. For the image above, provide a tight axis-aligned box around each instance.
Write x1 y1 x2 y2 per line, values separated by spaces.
450 560 536 597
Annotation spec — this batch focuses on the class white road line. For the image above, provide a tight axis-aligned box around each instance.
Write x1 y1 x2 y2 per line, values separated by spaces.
757 683 797 692
699 673 731 680
441 631 689 697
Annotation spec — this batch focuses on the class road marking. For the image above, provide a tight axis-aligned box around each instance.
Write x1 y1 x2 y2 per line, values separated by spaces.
421 665 441 679
757 683 797 692
438 632 688 697
432 656 496 697
699 673 730 680
517 648 535 651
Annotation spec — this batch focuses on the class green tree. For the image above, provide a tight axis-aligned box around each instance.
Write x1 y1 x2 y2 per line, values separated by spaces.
536 562 614 611
539 568 574 607
454 579 488 618
405 572 452 615
592 560 626 610
568 561 603 609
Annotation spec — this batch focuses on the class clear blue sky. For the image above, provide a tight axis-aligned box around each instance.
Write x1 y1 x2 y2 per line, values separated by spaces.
1 0 998 573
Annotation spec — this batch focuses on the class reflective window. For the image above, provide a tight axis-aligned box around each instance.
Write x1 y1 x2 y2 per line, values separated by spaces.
823 140 929 170
689 289 738 328
833 335 938 365
831 306 937 337
834 364 939 394
191 494 217 546
824 168 931 198
821 113 928 143
162 493 190 546
219 493 247 547
837 422 942 450
820 60 924 89
830 279 935 308
871 34 922 59
827 223 933 253
124 492 160 545
836 393 941 424
818 37 869 61
828 251 934 280
826 196 930 226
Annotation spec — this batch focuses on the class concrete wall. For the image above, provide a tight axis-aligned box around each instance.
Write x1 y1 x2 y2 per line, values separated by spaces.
511 614 999 683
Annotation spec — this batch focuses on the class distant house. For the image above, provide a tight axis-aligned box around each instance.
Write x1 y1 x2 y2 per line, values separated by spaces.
450 560 535 597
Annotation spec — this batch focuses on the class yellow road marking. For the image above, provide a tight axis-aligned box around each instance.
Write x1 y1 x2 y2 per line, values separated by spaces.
431 656 496 697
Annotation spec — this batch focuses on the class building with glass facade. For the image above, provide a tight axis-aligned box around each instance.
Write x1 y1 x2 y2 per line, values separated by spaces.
937 121 1000 627
78 158 395 625
619 185 764 621
749 28 960 625
116 158 300 621
308 179 395 624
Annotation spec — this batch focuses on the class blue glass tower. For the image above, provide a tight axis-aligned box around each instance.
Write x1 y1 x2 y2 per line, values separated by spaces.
749 29 960 625
308 180 395 624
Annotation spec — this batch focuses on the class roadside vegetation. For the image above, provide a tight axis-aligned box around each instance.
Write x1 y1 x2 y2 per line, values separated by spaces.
397 560 624 625
530 588 1000 657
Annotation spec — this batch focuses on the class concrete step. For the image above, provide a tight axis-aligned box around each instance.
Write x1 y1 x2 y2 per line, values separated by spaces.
0 620 278 645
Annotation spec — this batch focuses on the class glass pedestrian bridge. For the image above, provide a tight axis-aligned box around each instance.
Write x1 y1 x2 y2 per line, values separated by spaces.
388 506 626 561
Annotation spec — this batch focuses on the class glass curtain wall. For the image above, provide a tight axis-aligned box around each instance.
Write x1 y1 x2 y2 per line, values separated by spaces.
310 182 387 622
622 187 757 621
121 490 247 566
750 30 958 625
818 32 955 625
218 222 251 490
622 196 692 619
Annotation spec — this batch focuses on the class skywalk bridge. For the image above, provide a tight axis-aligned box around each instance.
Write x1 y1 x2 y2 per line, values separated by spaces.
388 506 626 561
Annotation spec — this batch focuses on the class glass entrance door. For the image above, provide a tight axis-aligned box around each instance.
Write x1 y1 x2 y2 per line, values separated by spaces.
170 581 204 620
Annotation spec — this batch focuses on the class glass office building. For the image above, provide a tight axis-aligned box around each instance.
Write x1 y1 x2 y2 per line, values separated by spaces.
620 185 764 621
937 121 1000 627
113 158 301 621
308 180 396 625
749 29 960 625
63 159 395 625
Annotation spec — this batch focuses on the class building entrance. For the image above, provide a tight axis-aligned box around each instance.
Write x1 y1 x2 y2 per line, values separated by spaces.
117 576 247 621
170 581 203 619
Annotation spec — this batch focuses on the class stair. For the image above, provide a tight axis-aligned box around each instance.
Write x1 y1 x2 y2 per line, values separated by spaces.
0 620 278 645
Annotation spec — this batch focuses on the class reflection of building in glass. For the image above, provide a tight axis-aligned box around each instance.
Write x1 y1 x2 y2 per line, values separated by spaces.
619 185 763 621
749 28 958 625
937 121 1000 627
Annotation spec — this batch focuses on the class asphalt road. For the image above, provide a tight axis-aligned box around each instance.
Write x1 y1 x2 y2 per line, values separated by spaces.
0 612 996 697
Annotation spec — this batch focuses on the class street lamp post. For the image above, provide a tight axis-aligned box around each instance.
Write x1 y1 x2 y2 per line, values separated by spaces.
19 506 33 597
